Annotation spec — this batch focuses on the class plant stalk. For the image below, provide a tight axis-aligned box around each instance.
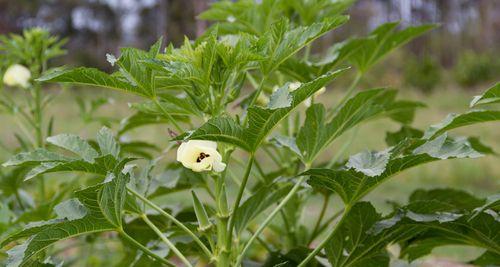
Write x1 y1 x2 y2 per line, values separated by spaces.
118 229 175 266
127 187 213 259
298 205 352 267
224 155 254 257
141 214 193 267
235 175 307 266
153 97 184 133
309 193 330 244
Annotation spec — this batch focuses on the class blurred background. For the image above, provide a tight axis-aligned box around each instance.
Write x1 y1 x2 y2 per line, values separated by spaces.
1 0 499 92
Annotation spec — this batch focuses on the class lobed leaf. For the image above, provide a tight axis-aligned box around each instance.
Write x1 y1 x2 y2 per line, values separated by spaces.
37 67 144 96
348 22 436 73
297 88 398 163
306 135 485 205
423 110 500 139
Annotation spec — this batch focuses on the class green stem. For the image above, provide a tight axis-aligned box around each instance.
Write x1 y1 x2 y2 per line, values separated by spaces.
225 155 254 250
153 97 184 133
309 194 330 245
328 71 362 118
310 209 344 244
33 84 46 201
127 187 213 259
235 175 307 266
33 84 44 147
141 214 193 267
118 229 175 266
298 205 352 267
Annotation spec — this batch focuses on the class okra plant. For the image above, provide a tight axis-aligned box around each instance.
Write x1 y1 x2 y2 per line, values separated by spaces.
1 1 499 266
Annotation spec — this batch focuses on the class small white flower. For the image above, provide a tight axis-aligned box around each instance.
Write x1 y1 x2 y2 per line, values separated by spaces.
3 64 31 88
177 140 226 172
227 15 236 23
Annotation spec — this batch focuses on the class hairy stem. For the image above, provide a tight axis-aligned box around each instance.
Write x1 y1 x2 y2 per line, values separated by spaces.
298 205 352 267
235 175 307 266
118 229 175 266
141 214 193 267
127 187 213 259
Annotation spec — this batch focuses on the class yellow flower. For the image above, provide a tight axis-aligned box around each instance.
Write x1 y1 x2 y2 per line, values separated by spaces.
3 64 31 88
176 140 226 172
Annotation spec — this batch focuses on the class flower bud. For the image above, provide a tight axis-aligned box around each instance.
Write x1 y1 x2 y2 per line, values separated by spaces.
3 64 31 88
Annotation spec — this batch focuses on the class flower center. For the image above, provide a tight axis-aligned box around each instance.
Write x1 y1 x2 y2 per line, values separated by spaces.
196 152 210 163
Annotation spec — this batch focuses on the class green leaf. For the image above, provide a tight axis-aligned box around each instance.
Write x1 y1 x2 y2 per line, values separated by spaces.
191 191 212 231
2 185 117 266
176 116 250 151
99 170 130 227
270 135 301 158
178 68 347 151
383 100 426 125
285 0 355 25
385 126 423 146
325 202 400 267
346 150 390 177
3 132 130 181
2 149 72 167
37 67 144 96
306 135 483 205
118 112 170 135
470 82 500 107
325 193 500 267
147 164 205 198
348 22 436 72
46 134 99 163
423 110 500 139
267 84 292 109
246 69 347 151
115 47 156 97
96 127 120 158
409 188 485 212
471 251 500 266
259 16 349 74
22 155 119 181
297 88 397 163
383 194 500 262
234 184 292 235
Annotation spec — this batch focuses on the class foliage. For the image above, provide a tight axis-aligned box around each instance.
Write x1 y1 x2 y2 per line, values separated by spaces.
1 1 499 267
